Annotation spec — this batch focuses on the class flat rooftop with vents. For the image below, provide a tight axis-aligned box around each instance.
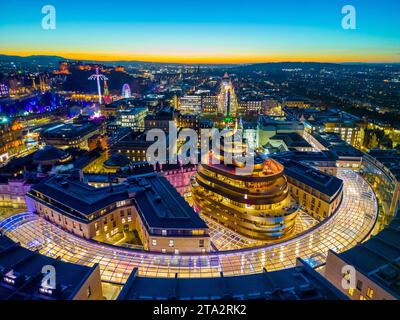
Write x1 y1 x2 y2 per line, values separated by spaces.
27 172 208 234
117 259 347 300
0 235 102 300
276 159 343 198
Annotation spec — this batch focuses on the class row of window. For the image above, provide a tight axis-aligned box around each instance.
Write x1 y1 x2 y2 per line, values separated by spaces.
348 286 374 300
151 239 205 249
344 275 375 299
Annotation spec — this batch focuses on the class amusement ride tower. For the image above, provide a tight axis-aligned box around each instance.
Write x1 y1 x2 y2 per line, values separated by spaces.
88 67 108 104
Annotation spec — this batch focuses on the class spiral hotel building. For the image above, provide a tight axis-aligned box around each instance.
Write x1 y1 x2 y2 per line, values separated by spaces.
191 153 300 240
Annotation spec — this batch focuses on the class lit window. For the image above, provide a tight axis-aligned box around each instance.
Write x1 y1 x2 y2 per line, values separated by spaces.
152 239 157 246
116 201 126 208
169 240 174 247
348 287 354 296
366 288 374 299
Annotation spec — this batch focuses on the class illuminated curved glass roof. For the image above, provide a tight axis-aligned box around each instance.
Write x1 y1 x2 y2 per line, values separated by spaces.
0 170 378 284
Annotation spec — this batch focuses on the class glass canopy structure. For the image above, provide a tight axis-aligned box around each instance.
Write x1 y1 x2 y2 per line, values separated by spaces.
0 170 377 284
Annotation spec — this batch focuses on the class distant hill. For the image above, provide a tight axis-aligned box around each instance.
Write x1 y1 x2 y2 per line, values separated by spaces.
0 54 233 67
234 61 399 73
235 62 345 71
0 54 397 68
0 54 65 63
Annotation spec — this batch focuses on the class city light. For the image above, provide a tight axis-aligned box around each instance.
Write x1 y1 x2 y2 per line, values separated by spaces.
0 0 399 307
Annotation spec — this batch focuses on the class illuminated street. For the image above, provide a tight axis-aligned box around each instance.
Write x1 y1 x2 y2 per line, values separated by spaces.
0 169 377 284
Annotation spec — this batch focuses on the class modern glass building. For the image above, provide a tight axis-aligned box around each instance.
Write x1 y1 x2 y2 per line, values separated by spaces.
360 150 400 232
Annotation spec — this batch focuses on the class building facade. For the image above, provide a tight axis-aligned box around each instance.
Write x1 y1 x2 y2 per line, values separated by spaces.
0 178 32 208
360 150 400 231
201 95 218 115
178 95 202 115
26 173 210 254
116 107 148 131
42 122 101 150
279 160 344 221
237 99 263 116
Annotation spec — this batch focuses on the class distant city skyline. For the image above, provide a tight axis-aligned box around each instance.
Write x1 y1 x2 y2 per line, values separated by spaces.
0 0 399 63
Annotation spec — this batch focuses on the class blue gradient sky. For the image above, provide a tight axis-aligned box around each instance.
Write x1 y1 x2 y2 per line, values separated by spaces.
0 0 399 63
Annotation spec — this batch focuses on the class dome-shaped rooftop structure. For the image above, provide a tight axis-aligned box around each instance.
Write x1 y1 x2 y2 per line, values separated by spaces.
33 146 70 165
104 153 130 169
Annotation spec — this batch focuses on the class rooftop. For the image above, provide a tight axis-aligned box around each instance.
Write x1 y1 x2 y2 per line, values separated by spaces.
145 109 174 121
33 146 69 163
258 116 304 131
312 132 364 158
118 107 148 116
334 217 400 299
111 132 153 148
128 173 208 230
29 175 131 219
104 153 130 168
276 159 343 197
286 107 361 125
270 132 312 149
272 150 338 164
0 147 92 178
105 97 139 108
0 235 98 300
118 259 347 300
28 172 208 231
42 122 99 139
